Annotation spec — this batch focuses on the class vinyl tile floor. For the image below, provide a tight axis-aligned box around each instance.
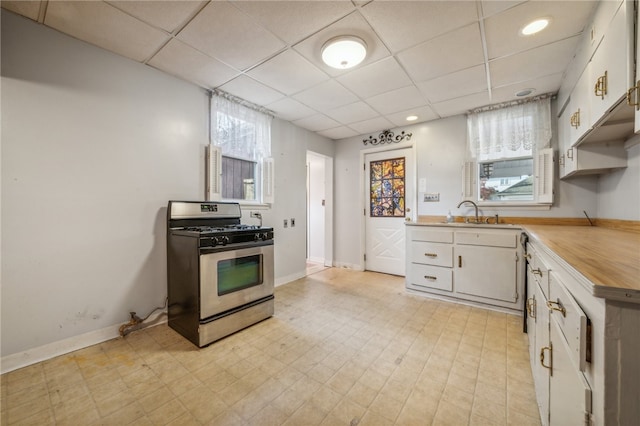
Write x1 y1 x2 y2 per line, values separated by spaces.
0 268 541 425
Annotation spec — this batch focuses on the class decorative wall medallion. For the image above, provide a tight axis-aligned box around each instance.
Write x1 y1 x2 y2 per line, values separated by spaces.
363 129 412 145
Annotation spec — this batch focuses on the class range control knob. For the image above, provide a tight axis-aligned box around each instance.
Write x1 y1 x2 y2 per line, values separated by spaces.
261 232 270 241
220 236 230 246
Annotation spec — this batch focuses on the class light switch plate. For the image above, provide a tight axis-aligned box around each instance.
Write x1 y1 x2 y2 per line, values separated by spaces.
424 193 440 202
418 178 427 193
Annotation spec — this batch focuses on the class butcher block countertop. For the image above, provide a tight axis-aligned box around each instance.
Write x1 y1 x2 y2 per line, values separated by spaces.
524 225 640 302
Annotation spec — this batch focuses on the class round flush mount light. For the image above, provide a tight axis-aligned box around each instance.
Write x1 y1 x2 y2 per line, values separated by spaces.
515 88 536 97
521 18 550 36
321 36 367 69
406 115 418 121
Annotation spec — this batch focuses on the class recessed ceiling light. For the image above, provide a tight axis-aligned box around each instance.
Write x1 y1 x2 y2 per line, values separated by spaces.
406 115 418 121
515 88 536 97
321 36 367 69
521 18 550 36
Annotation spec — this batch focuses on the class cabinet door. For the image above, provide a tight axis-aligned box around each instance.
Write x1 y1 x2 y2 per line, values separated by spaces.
549 319 592 425
454 245 517 303
568 68 592 145
558 104 575 179
590 1 633 122
533 282 550 426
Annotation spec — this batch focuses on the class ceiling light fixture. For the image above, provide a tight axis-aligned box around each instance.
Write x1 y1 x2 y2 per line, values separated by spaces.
321 36 367 69
406 115 418 121
515 88 535 97
521 18 550 36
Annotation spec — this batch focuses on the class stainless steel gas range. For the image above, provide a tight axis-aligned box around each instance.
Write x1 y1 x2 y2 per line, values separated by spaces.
166 200 274 347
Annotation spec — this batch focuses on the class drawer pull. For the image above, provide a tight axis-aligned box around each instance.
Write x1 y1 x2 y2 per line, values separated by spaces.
532 268 542 276
423 275 437 281
547 299 566 317
540 344 553 374
526 297 536 318
458 255 462 268
424 253 438 258
594 71 607 99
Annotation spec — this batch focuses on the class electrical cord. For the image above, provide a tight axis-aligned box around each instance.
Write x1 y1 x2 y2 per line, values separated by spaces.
141 297 168 322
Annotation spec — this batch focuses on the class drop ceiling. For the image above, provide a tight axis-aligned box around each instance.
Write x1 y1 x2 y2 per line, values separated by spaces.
1 0 597 140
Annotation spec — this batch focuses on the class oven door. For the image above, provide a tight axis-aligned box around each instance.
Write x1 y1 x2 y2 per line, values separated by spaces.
199 244 274 320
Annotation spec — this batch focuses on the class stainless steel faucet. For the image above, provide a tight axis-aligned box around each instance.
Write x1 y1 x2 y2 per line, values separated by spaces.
457 200 479 223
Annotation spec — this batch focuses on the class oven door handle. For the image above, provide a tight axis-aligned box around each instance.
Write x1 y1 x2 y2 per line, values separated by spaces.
199 240 273 254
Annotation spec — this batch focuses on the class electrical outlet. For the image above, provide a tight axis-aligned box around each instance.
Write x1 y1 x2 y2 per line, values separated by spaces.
423 193 440 202
283 219 288 228
290 218 295 227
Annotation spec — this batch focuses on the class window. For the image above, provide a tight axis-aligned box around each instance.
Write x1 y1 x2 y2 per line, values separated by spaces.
209 93 273 203
370 157 405 217
465 97 553 205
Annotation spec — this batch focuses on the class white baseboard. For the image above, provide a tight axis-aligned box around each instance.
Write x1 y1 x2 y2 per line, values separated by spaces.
332 262 365 271
275 270 306 287
1 311 166 374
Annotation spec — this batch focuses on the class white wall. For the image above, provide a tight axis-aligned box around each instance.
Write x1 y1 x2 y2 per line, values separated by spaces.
0 12 334 365
597 142 640 220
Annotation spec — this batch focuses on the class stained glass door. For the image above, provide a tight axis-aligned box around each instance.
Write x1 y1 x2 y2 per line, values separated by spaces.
364 148 414 276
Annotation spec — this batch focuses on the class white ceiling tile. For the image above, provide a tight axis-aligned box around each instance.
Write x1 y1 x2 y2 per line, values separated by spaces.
232 1 355 45
176 1 285 71
397 23 485 83
348 116 395 136
491 73 563 104
360 1 479 52
293 114 341 132
337 57 413 99
107 1 206 33
366 86 427 116
44 1 170 62
480 1 526 19
247 50 329 96
2 1 41 20
219 75 284 106
431 91 491 117
385 106 439 128
490 36 580 88
148 39 239 89
317 126 359 140
292 11 391 77
266 98 317 122
325 102 379 125
484 1 595 60
293 80 358 111
417 65 488 103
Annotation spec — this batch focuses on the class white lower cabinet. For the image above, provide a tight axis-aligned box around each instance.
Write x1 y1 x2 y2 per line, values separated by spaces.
526 242 593 425
406 224 523 312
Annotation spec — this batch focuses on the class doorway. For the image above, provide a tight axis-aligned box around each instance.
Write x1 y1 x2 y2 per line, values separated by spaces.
363 146 415 276
306 151 333 275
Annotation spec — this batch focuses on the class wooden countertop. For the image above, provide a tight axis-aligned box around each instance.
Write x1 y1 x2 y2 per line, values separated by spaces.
523 225 640 300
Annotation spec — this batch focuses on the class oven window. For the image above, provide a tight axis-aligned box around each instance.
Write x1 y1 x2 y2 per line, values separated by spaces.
217 255 263 296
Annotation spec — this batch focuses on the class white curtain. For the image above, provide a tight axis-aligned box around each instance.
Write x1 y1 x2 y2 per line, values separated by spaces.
467 97 552 161
210 94 271 161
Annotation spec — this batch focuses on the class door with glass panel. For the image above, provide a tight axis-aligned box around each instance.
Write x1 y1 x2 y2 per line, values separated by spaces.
364 148 414 276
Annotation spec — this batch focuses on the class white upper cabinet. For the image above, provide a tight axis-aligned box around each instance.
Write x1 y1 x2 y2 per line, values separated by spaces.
589 2 634 124
557 0 633 178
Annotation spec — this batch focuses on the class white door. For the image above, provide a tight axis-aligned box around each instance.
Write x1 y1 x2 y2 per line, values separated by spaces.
364 147 414 276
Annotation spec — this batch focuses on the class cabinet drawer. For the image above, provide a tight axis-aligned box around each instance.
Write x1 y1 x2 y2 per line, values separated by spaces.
411 228 454 243
549 275 589 372
527 245 550 299
409 264 452 292
410 242 453 267
456 231 516 248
